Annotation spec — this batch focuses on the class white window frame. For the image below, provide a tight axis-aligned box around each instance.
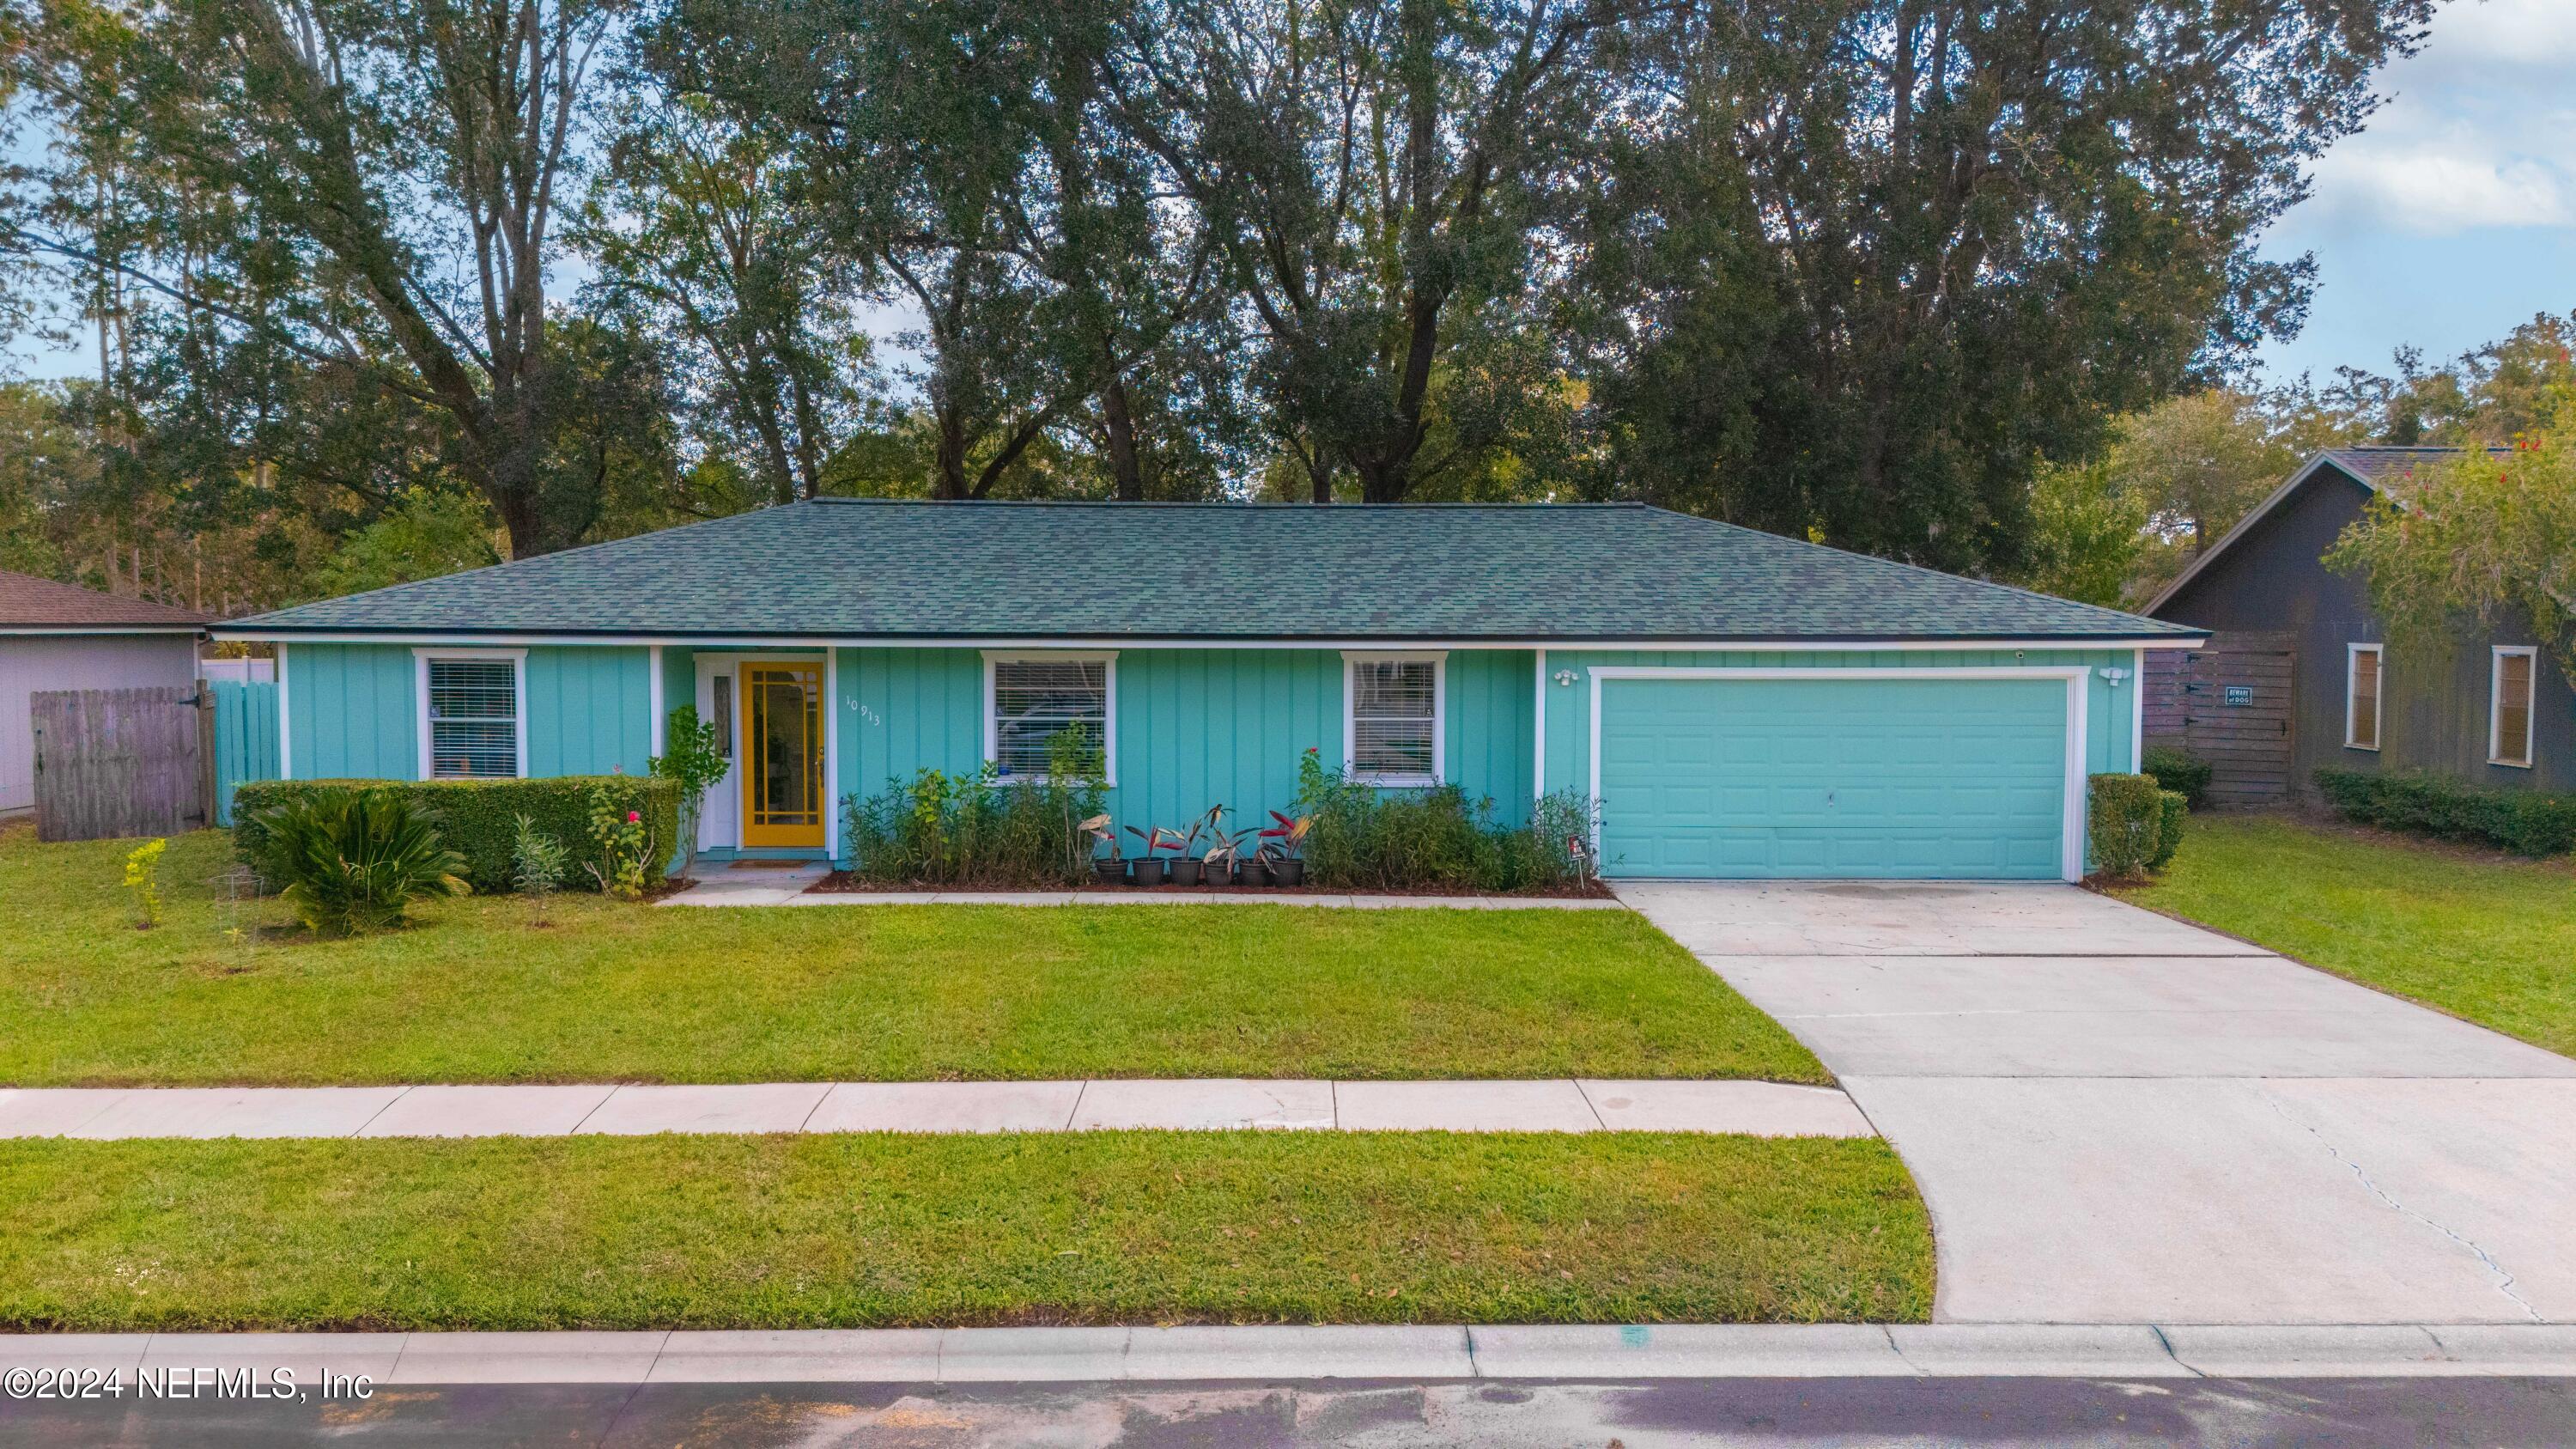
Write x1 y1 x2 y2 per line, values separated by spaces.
981 651 1118 786
2490 645 2537 769
414 647 529 781
2344 642 2383 752
1342 650 1446 788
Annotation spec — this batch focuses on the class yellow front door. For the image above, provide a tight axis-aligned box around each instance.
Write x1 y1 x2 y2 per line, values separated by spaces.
741 663 825 849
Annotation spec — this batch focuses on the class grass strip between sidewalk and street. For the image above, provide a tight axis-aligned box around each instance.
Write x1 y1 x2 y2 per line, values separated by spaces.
0 1132 1931 1330
2114 813 2576 1058
0 826 1824 1087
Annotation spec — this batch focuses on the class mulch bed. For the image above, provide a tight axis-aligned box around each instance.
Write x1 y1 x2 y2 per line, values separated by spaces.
806 871 1617 900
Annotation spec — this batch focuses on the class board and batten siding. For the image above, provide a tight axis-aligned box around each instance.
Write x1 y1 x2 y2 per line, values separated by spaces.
283 642 653 781
824 646 1536 855
523 646 654 776
0 633 203 813
280 638 2141 868
1535 648 2141 801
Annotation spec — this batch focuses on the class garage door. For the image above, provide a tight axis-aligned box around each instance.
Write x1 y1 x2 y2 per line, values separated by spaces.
1595 675 2071 880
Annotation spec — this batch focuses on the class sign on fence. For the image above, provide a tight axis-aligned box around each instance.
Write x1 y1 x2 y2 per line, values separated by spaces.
29 687 210 843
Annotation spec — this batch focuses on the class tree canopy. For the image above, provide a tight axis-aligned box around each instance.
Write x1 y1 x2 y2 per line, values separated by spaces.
2329 384 2576 682
0 0 2434 611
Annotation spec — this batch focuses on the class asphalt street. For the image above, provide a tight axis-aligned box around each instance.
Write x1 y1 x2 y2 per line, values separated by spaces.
5 1376 2573 1447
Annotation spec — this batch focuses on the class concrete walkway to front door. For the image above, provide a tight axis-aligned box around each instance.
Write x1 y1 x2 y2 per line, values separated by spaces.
1616 880 2576 1326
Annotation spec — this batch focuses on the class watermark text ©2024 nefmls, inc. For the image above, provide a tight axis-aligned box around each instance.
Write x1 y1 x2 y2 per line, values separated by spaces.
5 1365 373 1402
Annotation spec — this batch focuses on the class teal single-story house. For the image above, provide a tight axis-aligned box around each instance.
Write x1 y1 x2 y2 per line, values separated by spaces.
215 501 2202 880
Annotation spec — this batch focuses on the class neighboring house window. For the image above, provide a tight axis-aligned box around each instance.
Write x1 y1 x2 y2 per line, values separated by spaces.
2492 646 2537 769
417 651 526 779
986 654 1115 782
2344 644 2382 752
1344 653 1444 787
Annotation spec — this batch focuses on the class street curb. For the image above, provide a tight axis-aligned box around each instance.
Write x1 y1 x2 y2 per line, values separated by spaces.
5 1324 2571 1385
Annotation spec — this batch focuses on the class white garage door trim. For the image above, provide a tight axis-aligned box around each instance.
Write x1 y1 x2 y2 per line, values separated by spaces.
1586 666 2093 882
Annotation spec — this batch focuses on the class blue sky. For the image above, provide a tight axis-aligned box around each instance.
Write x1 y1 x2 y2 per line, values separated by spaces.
9 0 2569 392
2254 0 2576 381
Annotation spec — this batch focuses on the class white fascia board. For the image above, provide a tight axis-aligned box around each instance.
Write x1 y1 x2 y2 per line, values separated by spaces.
211 631 2205 652
2 624 208 636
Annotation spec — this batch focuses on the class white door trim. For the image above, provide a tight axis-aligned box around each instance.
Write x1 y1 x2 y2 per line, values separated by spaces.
692 649 833 852
1585 666 2092 883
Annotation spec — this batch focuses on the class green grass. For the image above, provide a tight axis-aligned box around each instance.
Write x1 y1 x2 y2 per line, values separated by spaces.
2115 813 2576 1056
0 1132 1931 1330
0 825 1823 1087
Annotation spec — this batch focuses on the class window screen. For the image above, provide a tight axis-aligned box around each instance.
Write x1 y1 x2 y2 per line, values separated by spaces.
2347 648 2379 750
992 660 1108 777
1351 659 1437 782
427 658 519 778
2495 651 2534 765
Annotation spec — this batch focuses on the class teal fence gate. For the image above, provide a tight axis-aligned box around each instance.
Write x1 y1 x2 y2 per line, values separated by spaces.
210 680 281 825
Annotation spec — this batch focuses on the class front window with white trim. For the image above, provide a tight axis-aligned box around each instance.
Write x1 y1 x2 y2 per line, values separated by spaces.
422 654 523 778
2491 646 2537 768
2344 644 2381 752
1345 653 1443 787
987 654 1114 781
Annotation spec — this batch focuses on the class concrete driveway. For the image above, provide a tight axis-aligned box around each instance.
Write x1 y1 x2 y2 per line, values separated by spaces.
1618 880 2576 1325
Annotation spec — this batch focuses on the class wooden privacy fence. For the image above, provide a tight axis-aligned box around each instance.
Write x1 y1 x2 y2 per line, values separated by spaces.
31 687 210 842
2142 630 2296 807
209 679 282 825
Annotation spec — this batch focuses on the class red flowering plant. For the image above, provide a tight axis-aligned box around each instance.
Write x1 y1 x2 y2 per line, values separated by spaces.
586 783 653 899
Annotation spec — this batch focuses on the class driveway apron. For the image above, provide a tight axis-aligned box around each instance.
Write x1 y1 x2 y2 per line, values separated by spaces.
1617 880 2576 1325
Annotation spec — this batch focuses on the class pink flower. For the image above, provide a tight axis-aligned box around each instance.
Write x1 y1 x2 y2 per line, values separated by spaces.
626 811 641 823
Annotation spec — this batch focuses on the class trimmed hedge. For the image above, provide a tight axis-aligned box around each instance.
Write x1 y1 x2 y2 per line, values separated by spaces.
2142 745 2214 810
2087 772 2188 880
233 776 679 894
2313 768 2576 858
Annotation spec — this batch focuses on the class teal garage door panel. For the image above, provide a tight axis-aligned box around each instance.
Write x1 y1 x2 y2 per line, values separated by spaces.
1596 677 2069 880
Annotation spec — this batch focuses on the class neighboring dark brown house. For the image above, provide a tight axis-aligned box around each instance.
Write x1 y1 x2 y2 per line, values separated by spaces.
2142 447 2571 803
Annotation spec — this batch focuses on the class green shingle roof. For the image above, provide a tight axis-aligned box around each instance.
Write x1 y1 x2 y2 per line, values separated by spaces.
228 500 2195 642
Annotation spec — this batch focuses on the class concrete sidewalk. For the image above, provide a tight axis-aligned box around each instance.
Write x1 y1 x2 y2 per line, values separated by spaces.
0 1077 1872 1140
7 1323 2573 1385
659 862 1627 909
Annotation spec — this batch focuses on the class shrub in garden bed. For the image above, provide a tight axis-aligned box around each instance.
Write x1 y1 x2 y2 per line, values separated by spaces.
839 730 1106 887
249 787 471 934
1293 750 1598 893
2087 772 2188 881
233 776 677 894
2142 745 2214 810
2313 768 2576 857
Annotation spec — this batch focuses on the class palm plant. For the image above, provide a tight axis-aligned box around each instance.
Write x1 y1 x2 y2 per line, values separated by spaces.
252 788 471 935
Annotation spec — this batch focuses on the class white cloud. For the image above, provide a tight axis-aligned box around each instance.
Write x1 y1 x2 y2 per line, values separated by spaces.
2404 0 2576 75
2305 131 2573 235
2284 1 2576 239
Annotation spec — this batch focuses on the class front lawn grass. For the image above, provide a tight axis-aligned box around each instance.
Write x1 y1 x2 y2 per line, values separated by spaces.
0 1132 1931 1329
2115 813 2576 1056
0 825 1823 1086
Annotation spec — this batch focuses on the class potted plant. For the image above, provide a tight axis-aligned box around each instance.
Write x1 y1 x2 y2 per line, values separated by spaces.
1202 825 1251 886
1167 806 1223 886
1235 825 1272 887
1258 811 1312 887
1080 813 1125 886
1124 825 1182 886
